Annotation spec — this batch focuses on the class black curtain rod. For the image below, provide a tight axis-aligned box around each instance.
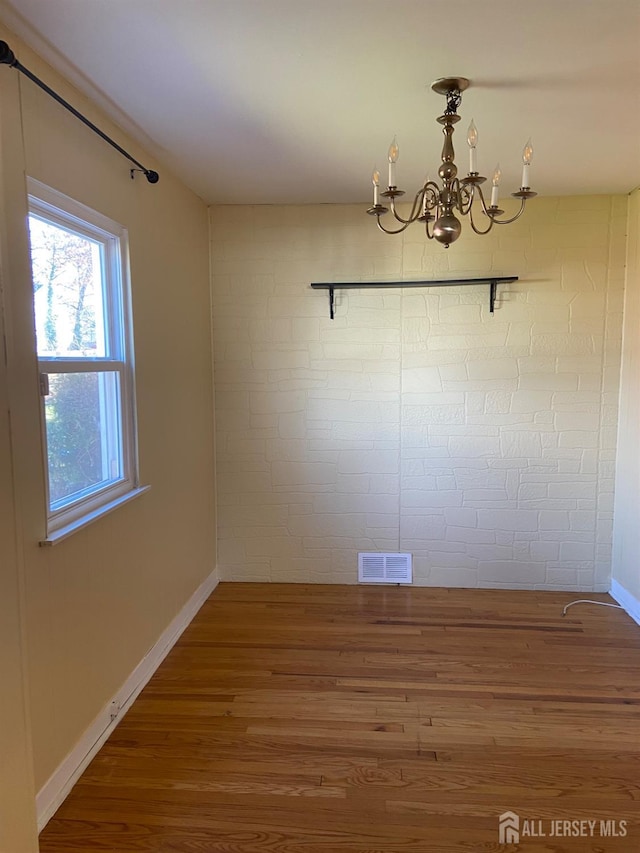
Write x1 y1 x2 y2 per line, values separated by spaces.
0 40 159 184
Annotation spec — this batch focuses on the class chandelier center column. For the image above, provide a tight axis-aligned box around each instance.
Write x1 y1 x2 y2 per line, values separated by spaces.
437 112 459 182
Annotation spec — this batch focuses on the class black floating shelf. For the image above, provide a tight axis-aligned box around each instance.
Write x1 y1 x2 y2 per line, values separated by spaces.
310 276 518 319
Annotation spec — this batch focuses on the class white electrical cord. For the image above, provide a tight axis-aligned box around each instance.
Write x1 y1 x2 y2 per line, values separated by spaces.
562 599 625 617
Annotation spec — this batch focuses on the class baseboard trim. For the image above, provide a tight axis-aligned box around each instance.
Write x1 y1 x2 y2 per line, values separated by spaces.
36 567 220 831
610 578 640 627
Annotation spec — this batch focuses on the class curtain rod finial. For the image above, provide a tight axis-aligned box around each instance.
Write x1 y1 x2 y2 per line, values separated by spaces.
0 41 17 66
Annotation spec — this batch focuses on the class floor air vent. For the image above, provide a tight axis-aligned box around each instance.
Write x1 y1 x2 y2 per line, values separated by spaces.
358 552 412 584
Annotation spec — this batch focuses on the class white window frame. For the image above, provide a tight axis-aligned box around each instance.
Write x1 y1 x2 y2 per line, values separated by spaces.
27 179 143 542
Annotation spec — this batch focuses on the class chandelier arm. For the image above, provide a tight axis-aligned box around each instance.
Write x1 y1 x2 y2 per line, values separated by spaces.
473 183 527 225
375 216 413 235
390 190 424 225
452 178 475 216
488 199 527 225
474 183 493 217
468 202 495 236
450 178 463 213
424 216 435 240
424 182 440 211
459 183 475 216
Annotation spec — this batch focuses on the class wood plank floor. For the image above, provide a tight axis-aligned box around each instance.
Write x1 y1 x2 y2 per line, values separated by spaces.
39 583 640 852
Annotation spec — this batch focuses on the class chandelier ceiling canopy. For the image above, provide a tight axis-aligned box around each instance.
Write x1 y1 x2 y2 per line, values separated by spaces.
367 77 537 248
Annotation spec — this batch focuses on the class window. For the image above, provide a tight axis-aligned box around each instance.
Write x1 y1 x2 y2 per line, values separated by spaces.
27 179 141 540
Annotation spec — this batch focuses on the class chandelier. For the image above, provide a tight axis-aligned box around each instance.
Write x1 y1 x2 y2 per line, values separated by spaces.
367 77 536 248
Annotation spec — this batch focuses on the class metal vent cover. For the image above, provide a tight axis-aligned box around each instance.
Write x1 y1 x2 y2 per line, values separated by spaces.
358 552 412 584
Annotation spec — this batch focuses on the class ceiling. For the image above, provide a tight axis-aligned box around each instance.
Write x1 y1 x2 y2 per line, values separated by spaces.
1 0 639 205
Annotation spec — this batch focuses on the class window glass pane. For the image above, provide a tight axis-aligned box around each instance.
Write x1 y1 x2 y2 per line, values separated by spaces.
45 372 123 509
29 215 107 358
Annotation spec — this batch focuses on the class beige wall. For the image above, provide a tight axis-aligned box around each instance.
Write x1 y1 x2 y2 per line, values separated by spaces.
0 21 216 794
0 310 38 853
0 57 39 852
0 405 38 853
612 189 640 601
210 196 626 590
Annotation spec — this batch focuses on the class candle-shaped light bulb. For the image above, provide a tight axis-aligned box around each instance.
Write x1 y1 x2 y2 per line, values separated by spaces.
372 168 380 206
467 119 478 148
388 136 399 187
490 163 501 207
467 119 478 173
521 138 533 188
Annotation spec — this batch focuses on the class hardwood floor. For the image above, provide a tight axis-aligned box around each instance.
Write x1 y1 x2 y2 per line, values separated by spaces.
39 583 640 852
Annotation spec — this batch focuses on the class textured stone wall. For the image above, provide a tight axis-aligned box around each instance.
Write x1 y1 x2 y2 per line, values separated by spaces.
210 195 626 590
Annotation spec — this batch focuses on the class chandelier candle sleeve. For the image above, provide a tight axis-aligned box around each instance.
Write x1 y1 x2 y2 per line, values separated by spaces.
467 119 478 173
490 164 501 207
522 138 533 187
388 137 399 186
372 169 380 205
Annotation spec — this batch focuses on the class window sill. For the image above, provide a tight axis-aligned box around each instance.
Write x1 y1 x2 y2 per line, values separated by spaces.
39 485 151 546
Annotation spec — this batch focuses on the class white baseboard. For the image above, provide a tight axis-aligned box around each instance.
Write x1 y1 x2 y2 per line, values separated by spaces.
610 578 640 627
36 567 220 831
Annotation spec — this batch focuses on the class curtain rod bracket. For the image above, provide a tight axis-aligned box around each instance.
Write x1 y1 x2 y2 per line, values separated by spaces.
130 167 159 184
0 40 160 185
